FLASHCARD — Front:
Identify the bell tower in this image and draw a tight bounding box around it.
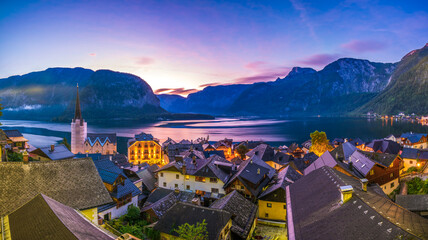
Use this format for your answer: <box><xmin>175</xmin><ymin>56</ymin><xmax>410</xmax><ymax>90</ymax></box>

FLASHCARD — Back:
<box><xmin>71</xmin><ymin>84</ymin><xmax>87</xmax><ymax>154</ymax></box>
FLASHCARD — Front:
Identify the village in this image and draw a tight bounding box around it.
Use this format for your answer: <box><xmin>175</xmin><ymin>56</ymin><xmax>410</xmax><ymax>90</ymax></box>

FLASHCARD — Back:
<box><xmin>1</xmin><ymin>88</ymin><xmax>428</xmax><ymax>240</ymax></box>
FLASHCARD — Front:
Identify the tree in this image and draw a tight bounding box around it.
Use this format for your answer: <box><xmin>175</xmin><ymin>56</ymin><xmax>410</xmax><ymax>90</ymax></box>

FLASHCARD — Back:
<box><xmin>60</xmin><ymin>137</ymin><xmax>71</xmax><ymax>151</ymax></box>
<box><xmin>236</xmin><ymin>144</ymin><xmax>249</xmax><ymax>159</ymax></box>
<box><xmin>309</xmin><ymin>130</ymin><xmax>332</xmax><ymax>156</ymax></box>
<box><xmin>124</xmin><ymin>205</ymin><xmax>141</xmax><ymax>225</ymax></box>
<box><xmin>174</xmin><ymin>220</ymin><xmax>208</xmax><ymax>240</ymax></box>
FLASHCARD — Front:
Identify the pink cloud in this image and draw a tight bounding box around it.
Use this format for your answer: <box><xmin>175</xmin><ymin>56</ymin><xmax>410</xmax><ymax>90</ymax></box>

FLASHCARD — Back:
<box><xmin>199</xmin><ymin>82</ymin><xmax>220</xmax><ymax>88</ymax></box>
<box><xmin>341</xmin><ymin>40</ymin><xmax>386</xmax><ymax>53</ymax></box>
<box><xmin>89</xmin><ymin>53</ymin><xmax>96</xmax><ymax>56</ymax></box>
<box><xmin>136</xmin><ymin>57</ymin><xmax>155</xmax><ymax>65</ymax></box>
<box><xmin>244</xmin><ymin>61</ymin><xmax>268</xmax><ymax>70</ymax></box>
<box><xmin>297</xmin><ymin>54</ymin><xmax>341</xmax><ymax>67</ymax></box>
<box><xmin>155</xmin><ymin>88</ymin><xmax>198</xmax><ymax>96</ymax></box>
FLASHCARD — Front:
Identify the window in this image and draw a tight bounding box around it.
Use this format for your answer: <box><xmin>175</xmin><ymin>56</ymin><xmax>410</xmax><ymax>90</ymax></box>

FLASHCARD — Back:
<box><xmin>267</xmin><ymin>203</ymin><xmax>272</xmax><ymax>208</ymax></box>
<box><xmin>240</xmin><ymin>186</ymin><xmax>244</xmax><ymax>190</ymax></box>
<box><xmin>186</xmin><ymin>185</ymin><xmax>190</xmax><ymax>190</ymax></box>
<box><xmin>370</xmin><ymin>170</ymin><xmax>374</xmax><ymax>175</ymax></box>
<box><xmin>211</xmin><ymin>188</ymin><xmax>219</xmax><ymax>193</ymax></box>
<box><xmin>391</xmin><ymin>182</ymin><xmax>395</xmax><ymax>188</ymax></box>
<box><xmin>265</xmin><ymin>213</ymin><xmax>269</xmax><ymax>218</ymax></box>
<box><xmin>185</xmin><ymin>175</ymin><xmax>190</xmax><ymax>180</ymax></box>
<box><xmin>103</xmin><ymin>213</ymin><xmax>111</xmax><ymax>221</ymax></box>
<box><xmin>195</xmin><ymin>176</ymin><xmax>206</xmax><ymax>182</ymax></box>
<box><xmin>210</xmin><ymin>178</ymin><xmax>218</xmax><ymax>183</ymax></box>
<box><xmin>160</xmin><ymin>173</ymin><xmax>164</xmax><ymax>177</ymax></box>
<box><xmin>390</xmin><ymin>173</ymin><xmax>394</xmax><ymax>178</ymax></box>
<box><xmin>163</xmin><ymin>182</ymin><xmax>166</xmax><ymax>187</ymax></box>
<box><xmin>176</xmin><ymin>174</ymin><xmax>180</xmax><ymax>179</ymax></box>
<box><xmin>175</xmin><ymin>184</ymin><xmax>178</xmax><ymax>188</ymax></box>
<box><xmin>283</xmin><ymin>204</ymin><xmax>286</xmax><ymax>209</ymax></box>
<box><xmin>410</xmin><ymin>160</ymin><xmax>413</xmax><ymax>164</ymax></box>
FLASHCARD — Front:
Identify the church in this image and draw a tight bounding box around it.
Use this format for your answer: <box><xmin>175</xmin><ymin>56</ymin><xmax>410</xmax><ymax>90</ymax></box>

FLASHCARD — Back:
<box><xmin>71</xmin><ymin>85</ymin><xmax>117</xmax><ymax>155</ymax></box>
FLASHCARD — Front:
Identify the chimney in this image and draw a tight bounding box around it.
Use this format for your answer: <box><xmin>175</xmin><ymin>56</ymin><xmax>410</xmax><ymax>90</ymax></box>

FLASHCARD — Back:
<box><xmin>23</xmin><ymin>151</ymin><xmax>29</xmax><ymax>164</ymax></box>
<box><xmin>257</xmin><ymin>168</ymin><xmax>260</xmax><ymax>175</ymax></box>
<box><xmin>340</xmin><ymin>185</ymin><xmax>354</xmax><ymax>204</ymax></box>
<box><xmin>361</xmin><ymin>178</ymin><xmax>368</xmax><ymax>192</ymax></box>
<box><xmin>109</xmin><ymin>155</ymin><xmax>112</xmax><ymax>161</ymax></box>
<box><xmin>50</xmin><ymin>145</ymin><xmax>55</xmax><ymax>152</ymax></box>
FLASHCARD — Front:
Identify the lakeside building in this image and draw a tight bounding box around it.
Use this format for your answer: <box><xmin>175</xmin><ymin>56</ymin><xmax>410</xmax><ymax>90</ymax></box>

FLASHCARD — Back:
<box><xmin>71</xmin><ymin>85</ymin><xmax>117</xmax><ymax>155</ymax></box>
<box><xmin>400</xmin><ymin>148</ymin><xmax>428</xmax><ymax>173</ymax></box>
<box><xmin>399</xmin><ymin>132</ymin><xmax>428</xmax><ymax>149</ymax></box>
<box><xmin>127</xmin><ymin>132</ymin><xmax>163</xmax><ymax>165</ymax></box>
<box><xmin>0</xmin><ymin>158</ymin><xmax>112</xmax><ymax>224</ymax></box>
<box><xmin>3</xmin><ymin>129</ymin><xmax>28</xmax><ymax>152</ymax></box>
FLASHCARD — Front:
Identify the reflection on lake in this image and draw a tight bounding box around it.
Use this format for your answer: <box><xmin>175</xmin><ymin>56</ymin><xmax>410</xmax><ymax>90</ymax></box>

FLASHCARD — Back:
<box><xmin>1</xmin><ymin>118</ymin><xmax>427</xmax><ymax>153</ymax></box>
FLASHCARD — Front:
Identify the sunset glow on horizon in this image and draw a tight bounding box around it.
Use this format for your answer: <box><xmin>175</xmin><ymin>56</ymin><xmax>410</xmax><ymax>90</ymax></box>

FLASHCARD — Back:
<box><xmin>1</xmin><ymin>0</ymin><xmax>427</xmax><ymax>96</ymax></box>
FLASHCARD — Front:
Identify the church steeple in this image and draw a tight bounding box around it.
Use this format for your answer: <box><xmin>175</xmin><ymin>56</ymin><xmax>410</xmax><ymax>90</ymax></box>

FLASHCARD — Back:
<box><xmin>74</xmin><ymin>84</ymin><xmax>82</xmax><ymax>120</ymax></box>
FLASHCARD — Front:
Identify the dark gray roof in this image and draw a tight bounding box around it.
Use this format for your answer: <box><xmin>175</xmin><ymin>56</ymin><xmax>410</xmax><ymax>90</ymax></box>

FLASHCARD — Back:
<box><xmin>8</xmin><ymin>194</ymin><xmax>115</xmax><ymax>240</ymax></box>
<box><xmin>246</xmin><ymin>144</ymin><xmax>275</xmax><ymax>162</ymax></box>
<box><xmin>154</xmin><ymin>202</ymin><xmax>232</xmax><ymax>240</ymax></box>
<box><xmin>288</xmin><ymin>166</ymin><xmax>428</xmax><ymax>240</ymax></box>
<box><xmin>0</xmin><ymin>158</ymin><xmax>113</xmax><ymax>216</ymax></box>
<box><xmin>144</xmin><ymin>188</ymin><xmax>195</xmax><ymax>207</ymax></box>
<box><xmin>211</xmin><ymin>190</ymin><xmax>258</xmax><ymax>239</ymax></box>
<box><xmin>136</xmin><ymin>168</ymin><xmax>157</xmax><ymax>191</ymax></box>
<box><xmin>396</xmin><ymin>194</ymin><xmax>428</xmax><ymax>212</ymax></box>
<box><xmin>360</xmin><ymin>151</ymin><xmax>398</xmax><ymax>168</ymax></box>
<box><xmin>366</xmin><ymin>139</ymin><xmax>401</xmax><ymax>154</ymax></box>
<box><xmin>3</xmin><ymin>129</ymin><xmax>24</xmax><ymax>138</ymax></box>
<box><xmin>31</xmin><ymin>144</ymin><xmax>75</xmax><ymax>160</ymax></box>
<box><xmin>141</xmin><ymin>192</ymin><xmax>178</xmax><ymax>219</ymax></box>
<box><xmin>291</xmin><ymin>152</ymin><xmax>318</xmax><ymax>172</ymax></box>
<box><xmin>401</xmin><ymin>148</ymin><xmax>419</xmax><ymax>159</ymax></box>
<box><xmin>258</xmin><ymin>165</ymin><xmax>302</xmax><ymax>201</ymax></box>
<box><xmin>304</xmin><ymin>151</ymin><xmax>338</xmax><ymax>175</ymax></box>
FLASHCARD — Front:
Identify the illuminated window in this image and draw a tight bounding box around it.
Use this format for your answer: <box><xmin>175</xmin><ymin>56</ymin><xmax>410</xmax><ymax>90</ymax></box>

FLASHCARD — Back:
<box><xmin>195</xmin><ymin>176</ymin><xmax>206</xmax><ymax>182</ymax></box>
<box><xmin>267</xmin><ymin>203</ymin><xmax>272</xmax><ymax>208</ymax></box>
<box><xmin>370</xmin><ymin>170</ymin><xmax>374</xmax><ymax>175</ymax></box>
<box><xmin>185</xmin><ymin>175</ymin><xmax>190</xmax><ymax>180</ymax></box>
<box><xmin>390</xmin><ymin>173</ymin><xmax>393</xmax><ymax>178</ymax></box>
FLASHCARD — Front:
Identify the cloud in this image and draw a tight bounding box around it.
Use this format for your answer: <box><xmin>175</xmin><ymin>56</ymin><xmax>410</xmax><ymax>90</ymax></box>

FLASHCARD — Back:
<box><xmin>89</xmin><ymin>53</ymin><xmax>96</xmax><ymax>57</ymax></box>
<box><xmin>289</xmin><ymin>0</ymin><xmax>318</xmax><ymax>41</ymax></box>
<box><xmin>341</xmin><ymin>40</ymin><xmax>387</xmax><ymax>53</ymax></box>
<box><xmin>136</xmin><ymin>57</ymin><xmax>155</xmax><ymax>65</ymax></box>
<box><xmin>233</xmin><ymin>71</ymin><xmax>290</xmax><ymax>84</ymax></box>
<box><xmin>199</xmin><ymin>82</ymin><xmax>220</xmax><ymax>88</ymax></box>
<box><xmin>297</xmin><ymin>53</ymin><xmax>341</xmax><ymax>67</ymax></box>
<box><xmin>244</xmin><ymin>61</ymin><xmax>268</xmax><ymax>71</ymax></box>
<box><xmin>154</xmin><ymin>88</ymin><xmax>198</xmax><ymax>96</ymax></box>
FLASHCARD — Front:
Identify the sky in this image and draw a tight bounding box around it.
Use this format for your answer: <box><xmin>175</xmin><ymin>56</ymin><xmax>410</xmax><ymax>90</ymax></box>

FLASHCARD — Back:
<box><xmin>1</xmin><ymin>0</ymin><xmax>427</xmax><ymax>96</ymax></box>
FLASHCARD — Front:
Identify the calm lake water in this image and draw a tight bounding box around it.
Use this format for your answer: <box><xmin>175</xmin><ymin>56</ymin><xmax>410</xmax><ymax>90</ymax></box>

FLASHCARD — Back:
<box><xmin>1</xmin><ymin>118</ymin><xmax>428</xmax><ymax>154</ymax></box>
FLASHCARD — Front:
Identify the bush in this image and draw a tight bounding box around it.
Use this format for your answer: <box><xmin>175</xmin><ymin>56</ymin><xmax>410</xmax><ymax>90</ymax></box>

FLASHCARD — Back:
<box><xmin>406</xmin><ymin>167</ymin><xmax>419</xmax><ymax>173</ymax></box>
<box><xmin>407</xmin><ymin>177</ymin><xmax>428</xmax><ymax>194</ymax></box>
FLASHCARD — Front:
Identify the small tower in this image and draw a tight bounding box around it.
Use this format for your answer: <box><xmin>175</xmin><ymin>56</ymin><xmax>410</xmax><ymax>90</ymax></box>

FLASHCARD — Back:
<box><xmin>71</xmin><ymin>84</ymin><xmax>87</xmax><ymax>154</ymax></box>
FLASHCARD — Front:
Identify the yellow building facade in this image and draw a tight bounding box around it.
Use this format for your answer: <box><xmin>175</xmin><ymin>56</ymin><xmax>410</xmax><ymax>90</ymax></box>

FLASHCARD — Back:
<box><xmin>128</xmin><ymin>133</ymin><xmax>163</xmax><ymax>165</ymax></box>
<box><xmin>258</xmin><ymin>199</ymin><xmax>287</xmax><ymax>222</ymax></box>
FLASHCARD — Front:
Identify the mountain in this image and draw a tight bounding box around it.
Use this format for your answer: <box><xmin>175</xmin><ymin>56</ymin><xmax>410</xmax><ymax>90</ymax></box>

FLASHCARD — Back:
<box><xmin>0</xmin><ymin>67</ymin><xmax>166</xmax><ymax>121</ymax></box>
<box><xmin>355</xmin><ymin>43</ymin><xmax>428</xmax><ymax>115</ymax></box>
<box><xmin>159</xmin><ymin>58</ymin><xmax>397</xmax><ymax>116</ymax></box>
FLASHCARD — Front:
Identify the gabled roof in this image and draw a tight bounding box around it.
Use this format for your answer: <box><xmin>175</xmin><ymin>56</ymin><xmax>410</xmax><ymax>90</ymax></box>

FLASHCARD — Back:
<box><xmin>366</xmin><ymin>139</ymin><xmax>401</xmax><ymax>154</ymax></box>
<box><xmin>401</xmin><ymin>148</ymin><xmax>420</xmax><ymax>159</ymax></box>
<box><xmin>291</xmin><ymin>152</ymin><xmax>318</xmax><ymax>172</ymax></box>
<box><xmin>331</xmin><ymin>142</ymin><xmax>357</xmax><ymax>162</ymax></box>
<box><xmin>246</xmin><ymin>144</ymin><xmax>275</xmax><ymax>162</ymax></box>
<box><xmin>86</xmin><ymin>133</ymin><xmax>117</xmax><ymax>146</ymax></box>
<box><xmin>141</xmin><ymin>192</ymin><xmax>178</xmax><ymax>219</ymax></box>
<box><xmin>144</xmin><ymin>188</ymin><xmax>195</xmax><ymax>207</ymax></box>
<box><xmin>211</xmin><ymin>190</ymin><xmax>258</xmax><ymax>239</ymax></box>
<box><xmin>396</xmin><ymin>194</ymin><xmax>428</xmax><ymax>212</ymax></box>
<box><xmin>135</xmin><ymin>132</ymin><xmax>154</xmax><ymax>141</ymax></box>
<box><xmin>8</xmin><ymin>194</ymin><xmax>115</xmax><ymax>240</ymax></box>
<box><xmin>349</xmin><ymin>137</ymin><xmax>365</xmax><ymax>146</ymax></box>
<box><xmin>360</xmin><ymin>151</ymin><xmax>398</xmax><ymax>168</ymax></box>
<box><xmin>0</xmin><ymin>158</ymin><xmax>112</xmax><ymax>216</ymax></box>
<box><xmin>135</xmin><ymin>168</ymin><xmax>157</xmax><ymax>191</ymax></box>
<box><xmin>304</xmin><ymin>151</ymin><xmax>338</xmax><ymax>175</ymax></box>
<box><xmin>31</xmin><ymin>144</ymin><xmax>75</xmax><ymax>160</ymax></box>
<box><xmin>3</xmin><ymin>129</ymin><xmax>24</xmax><ymax>138</ymax></box>
<box><xmin>401</xmin><ymin>132</ymin><xmax>427</xmax><ymax>143</ymax></box>
<box><xmin>287</xmin><ymin>166</ymin><xmax>428</xmax><ymax>240</ymax></box>
<box><xmin>259</xmin><ymin>165</ymin><xmax>302</xmax><ymax>200</ymax></box>
<box><xmin>349</xmin><ymin>150</ymin><xmax>376</xmax><ymax>176</ymax></box>
<box><xmin>235</xmin><ymin>141</ymin><xmax>264</xmax><ymax>150</ymax></box>
<box><xmin>154</xmin><ymin>202</ymin><xmax>232</xmax><ymax>240</ymax></box>
<box><xmin>181</xmin><ymin>149</ymin><xmax>206</xmax><ymax>160</ymax></box>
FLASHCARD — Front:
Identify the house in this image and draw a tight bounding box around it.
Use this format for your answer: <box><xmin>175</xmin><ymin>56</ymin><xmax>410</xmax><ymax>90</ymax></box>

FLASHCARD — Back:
<box><xmin>92</xmin><ymin>157</ymin><xmax>142</xmax><ymax>221</ymax></box>
<box><xmin>214</xmin><ymin>138</ymin><xmax>234</xmax><ymax>159</ymax></box>
<box><xmin>286</xmin><ymin>166</ymin><xmax>428</xmax><ymax>240</ymax></box>
<box><xmin>258</xmin><ymin>165</ymin><xmax>302</xmax><ymax>225</ymax></box>
<box><xmin>3</xmin><ymin>129</ymin><xmax>28</xmax><ymax>152</ymax></box>
<box><xmin>0</xmin><ymin>158</ymin><xmax>112</xmax><ymax>224</ymax></box>
<box><xmin>396</xmin><ymin>194</ymin><xmax>428</xmax><ymax>218</ymax></box>
<box><xmin>349</xmin><ymin>151</ymin><xmax>401</xmax><ymax>194</ymax></box>
<box><xmin>83</xmin><ymin>133</ymin><xmax>117</xmax><ymax>155</ymax></box>
<box><xmin>0</xmin><ymin>130</ymin><xmax>7</xmax><ymax>161</ymax></box>
<box><xmin>154</xmin><ymin>202</ymin><xmax>233</xmax><ymax>240</ymax></box>
<box><xmin>332</xmin><ymin>138</ymin><xmax>345</xmax><ymax>147</ymax></box>
<box><xmin>384</xmin><ymin>134</ymin><xmax>398</xmax><ymax>143</ymax></box>
<box><xmin>29</xmin><ymin>144</ymin><xmax>74</xmax><ymax>161</ymax></box>
<box><xmin>399</xmin><ymin>132</ymin><xmax>428</xmax><ymax>149</ymax></box>
<box><xmin>349</xmin><ymin>137</ymin><xmax>365</xmax><ymax>147</ymax></box>
<box><xmin>290</xmin><ymin>152</ymin><xmax>318</xmax><ymax>172</ymax></box>
<box><xmin>246</xmin><ymin>144</ymin><xmax>279</xmax><ymax>169</ymax></box>
<box><xmin>127</xmin><ymin>132</ymin><xmax>163</xmax><ymax>165</ymax></box>
<box><xmin>287</xmin><ymin>143</ymin><xmax>304</xmax><ymax>158</ymax></box>
<box><xmin>162</xmin><ymin>137</ymin><xmax>177</xmax><ymax>148</ymax></box>
<box><xmin>155</xmin><ymin>156</ymin><xmax>230</xmax><ymax>205</ymax></box>
<box><xmin>164</xmin><ymin>142</ymin><xmax>203</xmax><ymax>159</ymax></box>
<box><xmin>224</xmin><ymin>156</ymin><xmax>275</xmax><ymax>201</ymax></box>
<box><xmin>203</xmin><ymin>143</ymin><xmax>216</xmax><ymax>151</ymax></box>
<box><xmin>362</xmin><ymin>139</ymin><xmax>401</xmax><ymax>154</ymax></box>
<box><xmin>400</xmin><ymin>148</ymin><xmax>428</xmax><ymax>172</ymax></box>
<box><xmin>123</xmin><ymin>165</ymin><xmax>158</xmax><ymax>195</ymax></box>
<box><xmin>211</xmin><ymin>190</ymin><xmax>258</xmax><ymax>240</ymax></box>
<box><xmin>1</xmin><ymin>194</ymin><xmax>116</xmax><ymax>240</ymax></box>
<box><xmin>301</xmin><ymin>140</ymin><xmax>311</xmax><ymax>154</ymax></box>
<box><xmin>141</xmin><ymin>188</ymin><xmax>195</xmax><ymax>223</ymax></box>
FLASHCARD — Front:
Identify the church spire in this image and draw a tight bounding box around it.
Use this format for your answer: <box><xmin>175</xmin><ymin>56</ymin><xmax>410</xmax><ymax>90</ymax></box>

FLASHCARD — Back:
<box><xmin>74</xmin><ymin>84</ymin><xmax>82</xmax><ymax>120</ymax></box>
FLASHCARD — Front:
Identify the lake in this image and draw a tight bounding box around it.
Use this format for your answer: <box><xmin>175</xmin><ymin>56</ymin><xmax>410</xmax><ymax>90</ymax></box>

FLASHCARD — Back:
<box><xmin>1</xmin><ymin>117</ymin><xmax>427</xmax><ymax>154</ymax></box>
